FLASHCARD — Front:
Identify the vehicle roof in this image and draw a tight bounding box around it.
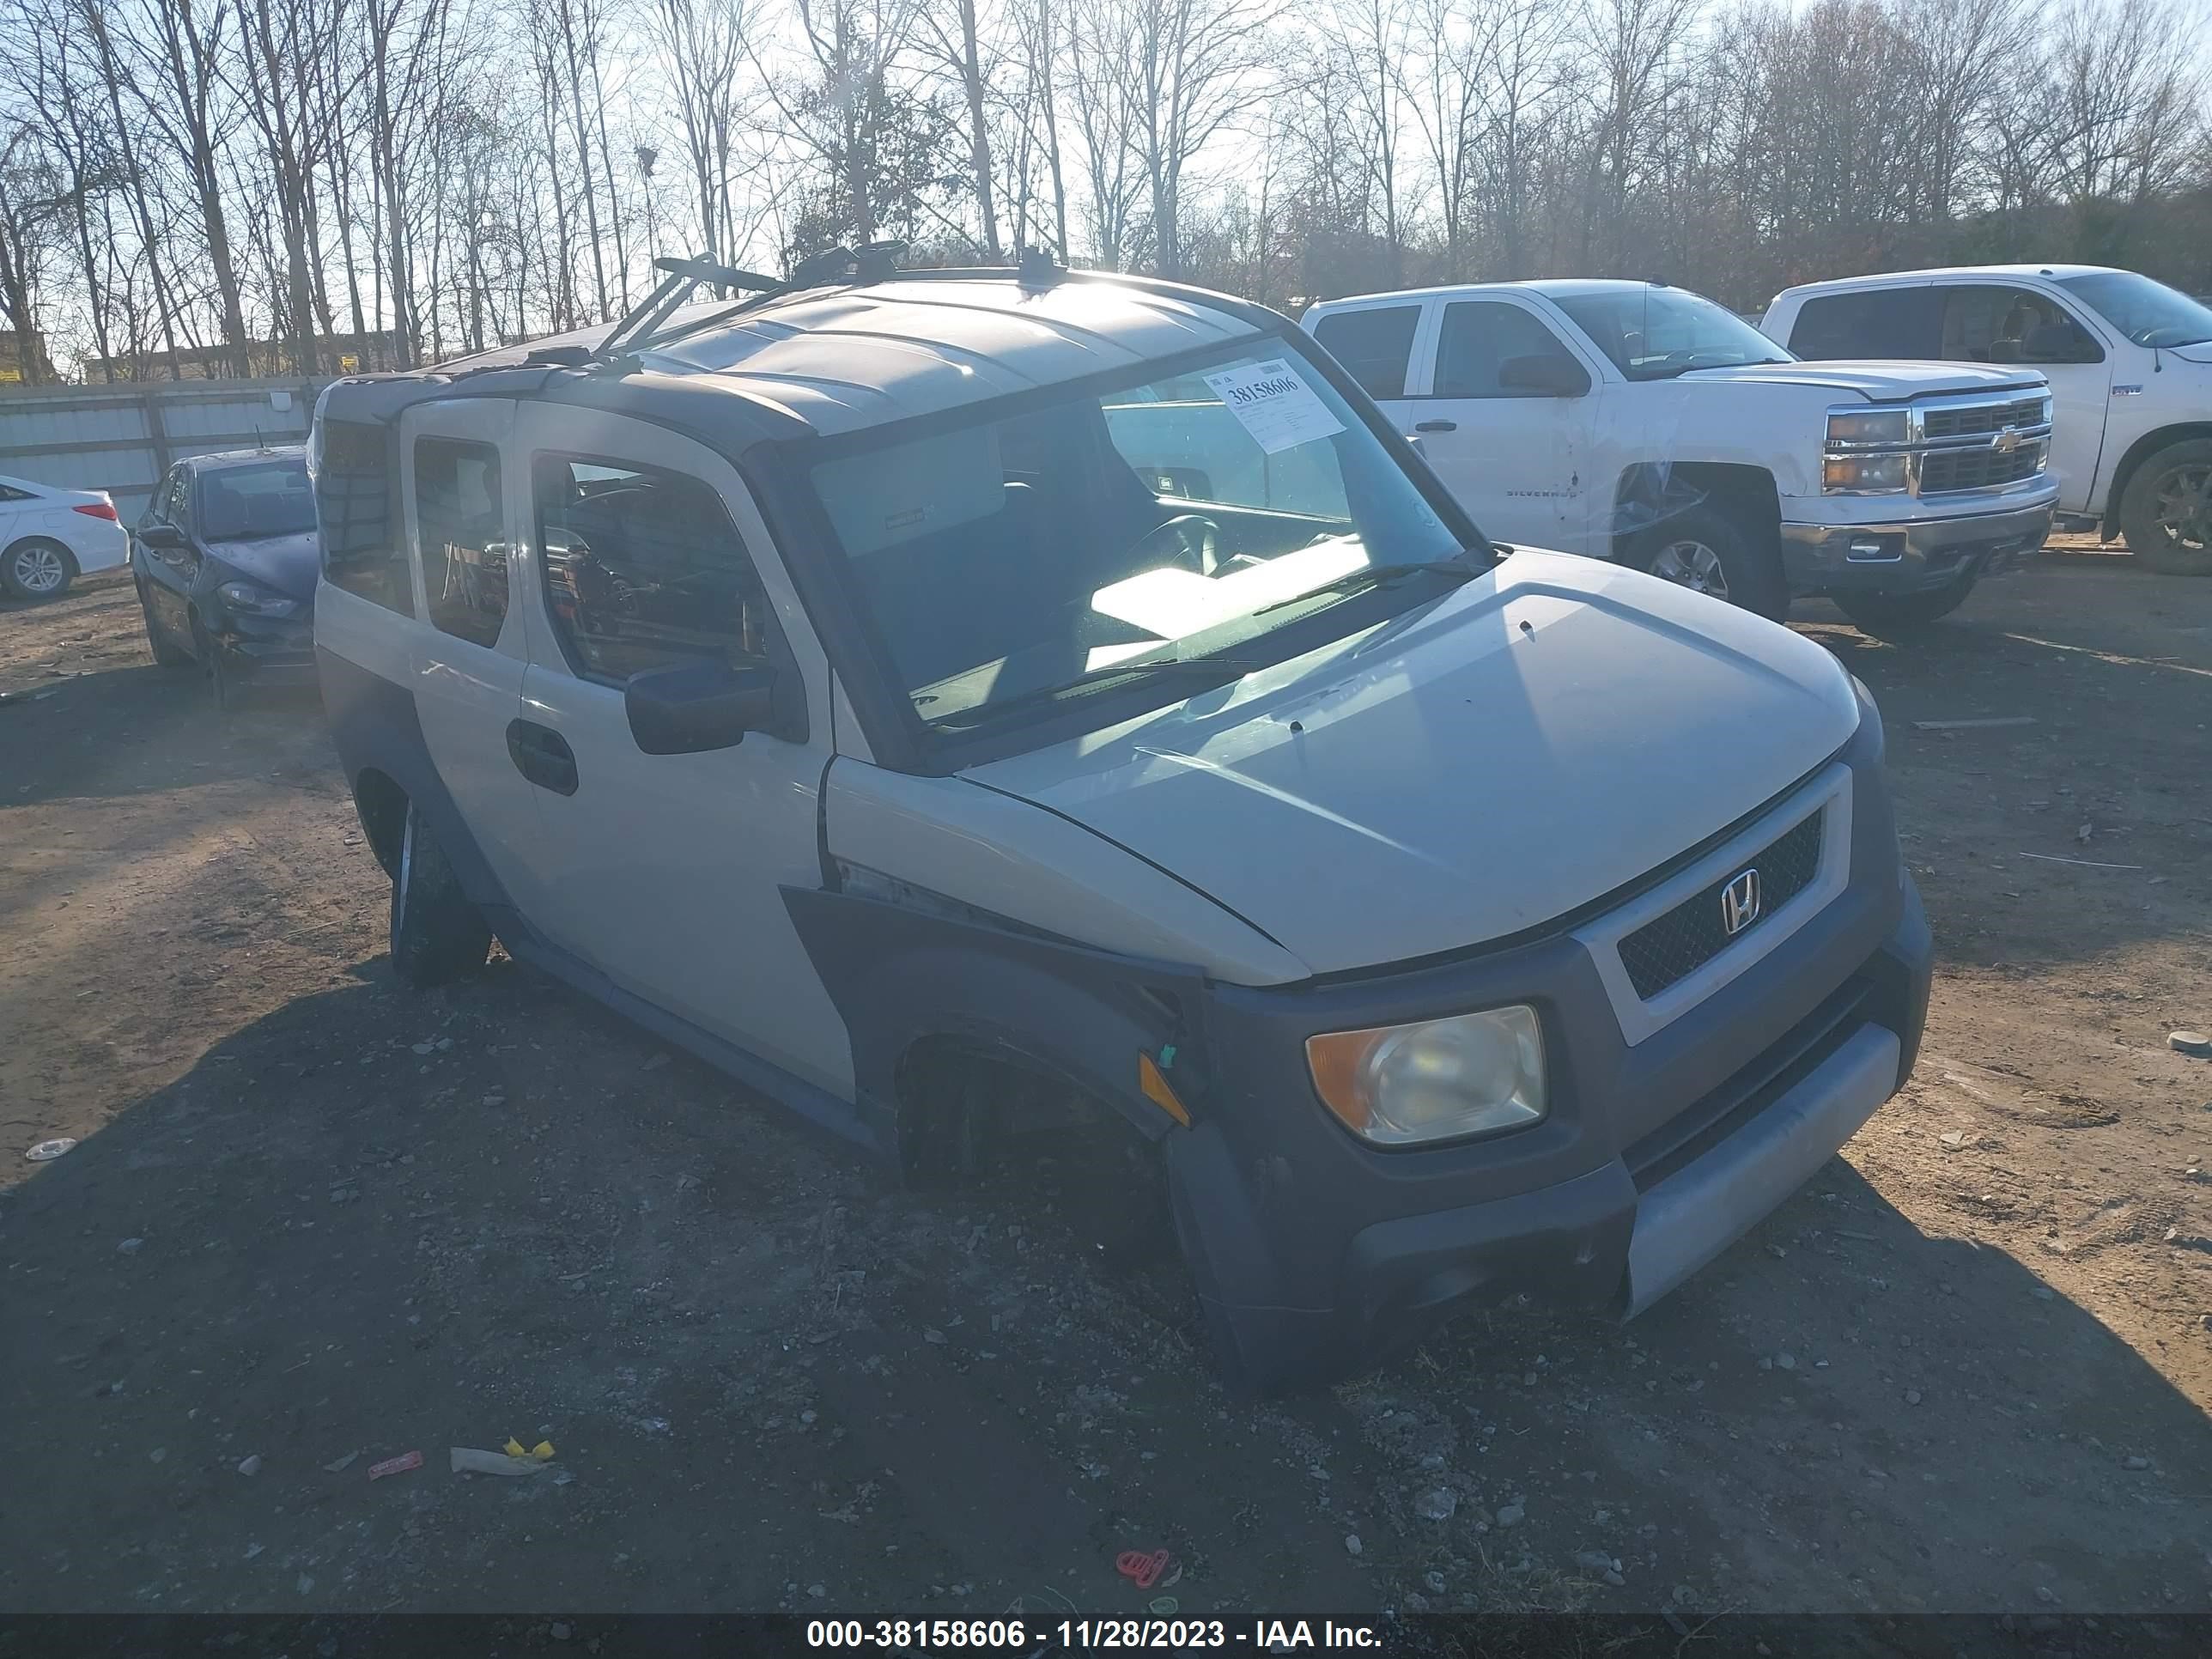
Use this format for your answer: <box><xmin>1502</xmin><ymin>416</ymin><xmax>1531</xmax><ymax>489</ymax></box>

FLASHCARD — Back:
<box><xmin>1771</xmin><ymin>264</ymin><xmax>2119</xmax><ymax>302</ymax></box>
<box><xmin>182</xmin><ymin>446</ymin><xmax>308</xmax><ymax>470</ymax></box>
<box><xmin>352</xmin><ymin>273</ymin><xmax>1267</xmax><ymax>441</ymax></box>
<box><xmin>1309</xmin><ymin>278</ymin><xmax>1694</xmax><ymax>309</ymax></box>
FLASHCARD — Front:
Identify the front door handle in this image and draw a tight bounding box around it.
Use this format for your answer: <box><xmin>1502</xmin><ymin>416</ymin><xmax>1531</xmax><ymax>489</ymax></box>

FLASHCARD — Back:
<box><xmin>506</xmin><ymin>719</ymin><xmax>579</xmax><ymax>795</ymax></box>
<box><xmin>1414</xmin><ymin>419</ymin><xmax>1458</xmax><ymax>433</ymax></box>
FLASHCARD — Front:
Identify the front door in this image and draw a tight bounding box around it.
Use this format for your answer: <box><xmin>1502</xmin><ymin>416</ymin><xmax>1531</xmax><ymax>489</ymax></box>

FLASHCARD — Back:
<box><xmin>395</xmin><ymin>398</ymin><xmax>555</xmax><ymax>928</ymax></box>
<box><xmin>1408</xmin><ymin>297</ymin><xmax>1602</xmax><ymax>554</ymax></box>
<box><xmin>137</xmin><ymin>465</ymin><xmax>198</xmax><ymax>635</ymax></box>
<box><xmin>505</xmin><ymin>404</ymin><xmax>853</xmax><ymax>1098</ymax></box>
<box><xmin>1935</xmin><ymin>283</ymin><xmax>2112</xmax><ymax>512</ymax></box>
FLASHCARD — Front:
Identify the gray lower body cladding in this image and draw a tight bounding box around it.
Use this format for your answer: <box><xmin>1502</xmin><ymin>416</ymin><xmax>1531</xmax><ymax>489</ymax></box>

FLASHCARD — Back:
<box><xmin>1780</xmin><ymin>497</ymin><xmax>2053</xmax><ymax>596</ymax></box>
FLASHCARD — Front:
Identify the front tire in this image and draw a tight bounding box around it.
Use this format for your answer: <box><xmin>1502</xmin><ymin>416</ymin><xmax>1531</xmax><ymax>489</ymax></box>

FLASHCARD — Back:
<box><xmin>388</xmin><ymin>802</ymin><xmax>493</xmax><ymax>987</ymax></box>
<box><xmin>138</xmin><ymin>580</ymin><xmax>194</xmax><ymax>667</ymax></box>
<box><xmin>2118</xmin><ymin>439</ymin><xmax>2212</xmax><ymax>574</ymax></box>
<box><xmin>3</xmin><ymin>538</ymin><xmax>76</xmax><ymax>601</ymax></box>
<box><xmin>1837</xmin><ymin>577</ymin><xmax>1978</xmax><ymax>637</ymax></box>
<box><xmin>1628</xmin><ymin>506</ymin><xmax>1787</xmax><ymax>619</ymax></box>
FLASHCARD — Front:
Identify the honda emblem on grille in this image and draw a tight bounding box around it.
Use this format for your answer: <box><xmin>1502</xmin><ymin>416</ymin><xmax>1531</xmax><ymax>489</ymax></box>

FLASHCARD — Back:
<box><xmin>1721</xmin><ymin>868</ymin><xmax>1762</xmax><ymax>936</ymax></box>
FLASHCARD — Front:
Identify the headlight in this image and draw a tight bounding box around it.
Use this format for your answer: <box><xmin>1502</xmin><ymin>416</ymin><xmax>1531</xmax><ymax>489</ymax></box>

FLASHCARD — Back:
<box><xmin>1306</xmin><ymin>1004</ymin><xmax>1547</xmax><ymax>1146</ymax></box>
<box><xmin>1826</xmin><ymin>408</ymin><xmax>1910</xmax><ymax>446</ymax></box>
<box><xmin>216</xmin><ymin>579</ymin><xmax>301</xmax><ymax>617</ymax></box>
<box><xmin>1822</xmin><ymin>453</ymin><xmax>1909</xmax><ymax>493</ymax></box>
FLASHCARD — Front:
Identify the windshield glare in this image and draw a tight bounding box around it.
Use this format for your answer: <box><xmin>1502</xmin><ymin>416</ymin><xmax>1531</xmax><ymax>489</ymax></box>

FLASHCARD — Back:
<box><xmin>809</xmin><ymin>343</ymin><xmax>1468</xmax><ymax>734</ymax></box>
<box><xmin>2056</xmin><ymin>270</ymin><xmax>2212</xmax><ymax>349</ymax></box>
<box><xmin>1549</xmin><ymin>288</ymin><xmax>1792</xmax><ymax>380</ymax></box>
<box><xmin>200</xmin><ymin>459</ymin><xmax>316</xmax><ymax>540</ymax></box>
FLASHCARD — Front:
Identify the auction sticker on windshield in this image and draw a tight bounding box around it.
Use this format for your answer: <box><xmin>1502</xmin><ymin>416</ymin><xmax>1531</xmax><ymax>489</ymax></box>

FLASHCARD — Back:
<box><xmin>1202</xmin><ymin>358</ymin><xmax>1346</xmax><ymax>454</ymax></box>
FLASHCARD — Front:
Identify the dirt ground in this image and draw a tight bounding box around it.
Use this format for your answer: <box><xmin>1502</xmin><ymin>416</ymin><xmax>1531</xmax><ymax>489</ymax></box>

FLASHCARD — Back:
<box><xmin>3</xmin><ymin>544</ymin><xmax>2209</xmax><ymax>1625</ymax></box>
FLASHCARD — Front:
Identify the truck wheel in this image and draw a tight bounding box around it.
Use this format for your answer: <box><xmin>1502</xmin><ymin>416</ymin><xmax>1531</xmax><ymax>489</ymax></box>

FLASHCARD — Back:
<box><xmin>2118</xmin><ymin>439</ymin><xmax>2212</xmax><ymax>575</ymax></box>
<box><xmin>1630</xmin><ymin>507</ymin><xmax>1787</xmax><ymax>619</ymax></box>
<box><xmin>389</xmin><ymin>801</ymin><xmax>492</xmax><ymax>987</ymax></box>
<box><xmin>1836</xmin><ymin>577</ymin><xmax>1977</xmax><ymax>638</ymax></box>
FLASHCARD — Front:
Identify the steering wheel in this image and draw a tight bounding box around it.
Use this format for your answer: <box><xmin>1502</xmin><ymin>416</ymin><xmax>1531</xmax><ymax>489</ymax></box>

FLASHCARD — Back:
<box><xmin>1135</xmin><ymin>513</ymin><xmax>1226</xmax><ymax>576</ymax></box>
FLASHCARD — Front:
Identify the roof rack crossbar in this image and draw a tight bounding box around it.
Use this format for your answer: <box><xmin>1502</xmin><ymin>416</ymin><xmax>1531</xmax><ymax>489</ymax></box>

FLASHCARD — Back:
<box><xmin>593</xmin><ymin>254</ymin><xmax>792</xmax><ymax>364</ymax></box>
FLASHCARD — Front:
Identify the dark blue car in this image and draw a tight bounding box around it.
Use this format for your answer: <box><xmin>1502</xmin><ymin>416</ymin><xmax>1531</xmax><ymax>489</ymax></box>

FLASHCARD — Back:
<box><xmin>132</xmin><ymin>447</ymin><xmax>319</xmax><ymax>708</ymax></box>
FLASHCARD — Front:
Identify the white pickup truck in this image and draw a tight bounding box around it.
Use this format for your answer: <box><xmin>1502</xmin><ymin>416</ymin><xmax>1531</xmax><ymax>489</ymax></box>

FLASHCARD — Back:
<box><xmin>1763</xmin><ymin>265</ymin><xmax>2212</xmax><ymax>575</ymax></box>
<box><xmin>1302</xmin><ymin>279</ymin><xmax>2058</xmax><ymax>631</ymax></box>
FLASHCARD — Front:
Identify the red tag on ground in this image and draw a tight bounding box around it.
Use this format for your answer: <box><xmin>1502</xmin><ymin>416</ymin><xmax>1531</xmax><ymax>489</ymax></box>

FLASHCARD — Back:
<box><xmin>1115</xmin><ymin>1549</ymin><xmax>1170</xmax><ymax>1589</ymax></box>
<box><xmin>368</xmin><ymin>1450</ymin><xmax>423</xmax><ymax>1480</ymax></box>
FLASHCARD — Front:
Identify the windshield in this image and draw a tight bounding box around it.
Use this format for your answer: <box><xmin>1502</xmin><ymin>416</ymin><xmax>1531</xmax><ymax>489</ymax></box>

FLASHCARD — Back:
<box><xmin>2056</xmin><ymin>270</ymin><xmax>2212</xmax><ymax>349</ymax></box>
<box><xmin>199</xmin><ymin>458</ymin><xmax>315</xmax><ymax>540</ymax></box>
<box><xmin>806</xmin><ymin>340</ymin><xmax>1472</xmax><ymax>738</ymax></box>
<box><xmin>1548</xmin><ymin>287</ymin><xmax>1793</xmax><ymax>380</ymax></box>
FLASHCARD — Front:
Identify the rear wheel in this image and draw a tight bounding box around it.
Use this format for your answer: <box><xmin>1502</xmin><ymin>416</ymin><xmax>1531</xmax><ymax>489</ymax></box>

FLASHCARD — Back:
<box><xmin>1628</xmin><ymin>506</ymin><xmax>1787</xmax><ymax>619</ymax></box>
<box><xmin>388</xmin><ymin>802</ymin><xmax>493</xmax><ymax>987</ymax></box>
<box><xmin>3</xmin><ymin>538</ymin><xmax>75</xmax><ymax>601</ymax></box>
<box><xmin>1836</xmin><ymin>576</ymin><xmax>1978</xmax><ymax>638</ymax></box>
<box><xmin>2118</xmin><ymin>439</ymin><xmax>2212</xmax><ymax>575</ymax></box>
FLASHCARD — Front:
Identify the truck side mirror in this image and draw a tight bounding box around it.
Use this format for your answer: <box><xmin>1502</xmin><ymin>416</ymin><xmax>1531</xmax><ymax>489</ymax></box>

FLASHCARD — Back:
<box><xmin>625</xmin><ymin>659</ymin><xmax>779</xmax><ymax>755</ymax></box>
<box><xmin>1498</xmin><ymin>355</ymin><xmax>1589</xmax><ymax>398</ymax></box>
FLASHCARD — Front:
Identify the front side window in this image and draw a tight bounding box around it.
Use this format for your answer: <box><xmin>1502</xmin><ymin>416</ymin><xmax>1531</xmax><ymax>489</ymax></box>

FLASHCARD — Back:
<box><xmin>533</xmin><ymin>457</ymin><xmax>778</xmax><ymax>684</ymax></box>
<box><xmin>414</xmin><ymin>439</ymin><xmax>508</xmax><ymax>649</ymax></box>
<box><xmin>1789</xmin><ymin>288</ymin><xmax>1942</xmax><ymax>360</ymax></box>
<box><xmin>1939</xmin><ymin>286</ymin><xmax>2098</xmax><ymax>365</ymax></box>
<box><xmin>1549</xmin><ymin>287</ymin><xmax>1791</xmax><ymax>380</ymax></box>
<box><xmin>805</xmin><ymin>339</ymin><xmax>1472</xmax><ymax>744</ymax></box>
<box><xmin>200</xmin><ymin>458</ymin><xmax>315</xmax><ymax>541</ymax></box>
<box><xmin>2056</xmin><ymin>270</ymin><xmax>2212</xmax><ymax>349</ymax></box>
<box><xmin>1310</xmin><ymin>305</ymin><xmax>1422</xmax><ymax>399</ymax></box>
<box><xmin>1433</xmin><ymin>301</ymin><xmax>1585</xmax><ymax>398</ymax></box>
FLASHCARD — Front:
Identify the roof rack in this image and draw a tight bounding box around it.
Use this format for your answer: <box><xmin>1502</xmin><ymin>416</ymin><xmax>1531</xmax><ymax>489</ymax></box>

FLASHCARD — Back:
<box><xmin>588</xmin><ymin>255</ymin><xmax>787</xmax><ymax>363</ymax></box>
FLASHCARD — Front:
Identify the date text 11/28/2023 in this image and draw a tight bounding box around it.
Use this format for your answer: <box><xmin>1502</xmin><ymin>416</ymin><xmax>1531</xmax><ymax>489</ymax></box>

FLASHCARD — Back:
<box><xmin>804</xmin><ymin>1620</ymin><xmax>1383</xmax><ymax>1650</ymax></box>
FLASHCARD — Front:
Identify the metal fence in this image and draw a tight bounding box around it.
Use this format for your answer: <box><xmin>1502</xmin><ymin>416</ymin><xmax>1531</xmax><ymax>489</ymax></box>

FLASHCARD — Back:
<box><xmin>0</xmin><ymin>377</ymin><xmax>328</xmax><ymax>525</ymax></box>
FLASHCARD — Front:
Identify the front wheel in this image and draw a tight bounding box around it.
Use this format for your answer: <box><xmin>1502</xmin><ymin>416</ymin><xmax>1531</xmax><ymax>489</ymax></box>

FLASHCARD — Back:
<box><xmin>389</xmin><ymin>801</ymin><xmax>493</xmax><ymax>987</ymax></box>
<box><xmin>1627</xmin><ymin>506</ymin><xmax>1787</xmax><ymax>619</ymax></box>
<box><xmin>2118</xmin><ymin>439</ymin><xmax>2212</xmax><ymax>575</ymax></box>
<box><xmin>137</xmin><ymin>580</ymin><xmax>194</xmax><ymax>667</ymax></box>
<box><xmin>3</xmin><ymin>538</ymin><xmax>75</xmax><ymax>601</ymax></box>
<box><xmin>1837</xmin><ymin>577</ymin><xmax>1977</xmax><ymax>638</ymax></box>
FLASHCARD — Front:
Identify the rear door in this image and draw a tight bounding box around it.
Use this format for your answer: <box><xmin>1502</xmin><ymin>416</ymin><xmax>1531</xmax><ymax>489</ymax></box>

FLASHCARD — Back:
<box><xmin>507</xmin><ymin>403</ymin><xmax>853</xmax><ymax>1097</ymax></box>
<box><xmin>395</xmin><ymin>398</ymin><xmax>557</xmax><ymax>929</ymax></box>
<box><xmin>1412</xmin><ymin>296</ymin><xmax>1602</xmax><ymax>553</ymax></box>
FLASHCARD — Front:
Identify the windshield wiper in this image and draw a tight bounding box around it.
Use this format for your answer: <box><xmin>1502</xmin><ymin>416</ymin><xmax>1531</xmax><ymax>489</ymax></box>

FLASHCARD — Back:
<box><xmin>925</xmin><ymin>652</ymin><xmax>1255</xmax><ymax>728</ymax></box>
<box><xmin>1254</xmin><ymin>558</ymin><xmax>1473</xmax><ymax>617</ymax></box>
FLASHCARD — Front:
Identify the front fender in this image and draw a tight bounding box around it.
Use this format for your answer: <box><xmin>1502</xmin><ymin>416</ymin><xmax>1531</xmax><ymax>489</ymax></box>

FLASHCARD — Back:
<box><xmin>781</xmin><ymin>884</ymin><xmax>1212</xmax><ymax>1158</ymax></box>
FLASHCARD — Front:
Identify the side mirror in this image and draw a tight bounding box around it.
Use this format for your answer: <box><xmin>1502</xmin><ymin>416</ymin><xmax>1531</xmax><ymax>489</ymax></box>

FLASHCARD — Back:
<box><xmin>138</xmin><ymin>524</ymin><xmax>186</xmax><ymax>552</ymax></box>
<box><xmin>625</xmin><ymin>659</ymin><xmax>778</xmax><ymax>755</ymax></box>
<box><xmin>2023</xmin><ymin>321</ymin><xmax>2094</xmax><ymax>363</ymax></box>
<box><xmin>1498</xmin><ymin>354</ymin><xmax>1589</xmax><ymax>398</ymax></box>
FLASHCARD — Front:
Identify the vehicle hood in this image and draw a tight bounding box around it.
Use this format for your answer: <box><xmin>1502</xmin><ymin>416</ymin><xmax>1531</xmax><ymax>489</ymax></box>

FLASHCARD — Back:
<box><xmin>1683</xmin><ymin>359</ymin><xmax>2046</xmax><ymax>401</ymax></box>
<box><xmin>963</xmin><ymin>551</ymin><xmax>1862</xmax><ymax>976</ymax></box>
<box><xmin>205</xmin><ymin>532</ymin><xmax>320</xmax><ymax>600</ymax></box>
<box><xmin>2166</xmin><ymin>340</ymin><xmax>2212</xmax><ymax>365</ymax></box>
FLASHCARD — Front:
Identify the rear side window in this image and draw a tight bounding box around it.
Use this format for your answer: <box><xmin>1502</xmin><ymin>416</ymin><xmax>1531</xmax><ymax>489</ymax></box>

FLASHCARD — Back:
<box><xmin>0</xmin><ymin>483</ymin><xmax>31</xmax><ymax>501</ymax></box>
<box><xmin>532</xmin><ymin>456</ymin><xmax>780</xmax><ymax>684</ymax></box>
<box><xmin>414</xmin><ymin>438</ymin><xmax>508</xmax><ymax>648</ymax></box>
<box><xmin>1434</xmin><ymin>301</ymin><xmax>1584</xmax><ymax>398</ymax></box>
<box><xmin>1789</xmin><ymin>289</ymin><xmax>1942</xmax><ymax>359</ymax></box>
<box><xmin>1310</xmin><ymin>306</ymin><xmax>1421</xmax><ymax>399</ymax></box>
<box><xmin>316</xmin><ymin>418</ymin><xmax>413</xmax><ymax>615</ymax></box>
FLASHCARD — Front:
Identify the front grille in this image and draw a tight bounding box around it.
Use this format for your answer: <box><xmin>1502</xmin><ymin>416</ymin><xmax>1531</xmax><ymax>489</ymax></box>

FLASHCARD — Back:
<box><xmin>1918</xmin><ymin>444</ymin><xmax>2044</xmax><ymax>494</ymax></box>
<box><xmin>1624</xmin><ymin>975</ymin><xmax>1875</xmax><ymax>1190</ymax></box>
<box><xmin>1618</xmin><ymin>811</ymin><xmax>1825</xmax><ymax>1000</ymax></box>
<box><xmin>1920</xmin><ymin>398</ymin><xmax>2045</xmax><ymax>441</ymax></box>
